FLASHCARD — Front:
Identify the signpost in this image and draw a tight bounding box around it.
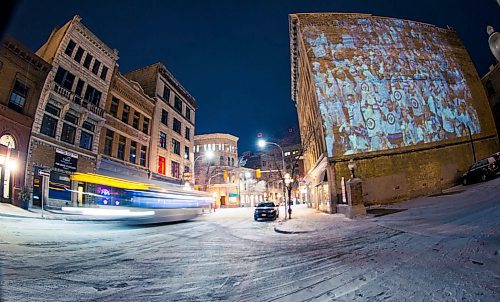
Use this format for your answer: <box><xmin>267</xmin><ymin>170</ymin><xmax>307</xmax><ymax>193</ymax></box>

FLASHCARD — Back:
<box><xmin>37</xmin><ymin>169</ymin><xmax>50</xmax><ymax>218</ymax></box>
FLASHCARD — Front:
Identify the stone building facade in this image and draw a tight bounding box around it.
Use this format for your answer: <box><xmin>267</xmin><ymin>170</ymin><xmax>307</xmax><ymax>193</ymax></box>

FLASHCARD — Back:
<box><xmin>26</xmin><ymin>15</ymin><xmax>118</xmax><ymax>207</ymax></box>
<box><xmin>0</xmin><ymin>36</ymin><xmax>50</xmax><ymax>206</ymax></box>
<box><xmin>289</xmin><ymin>13</ymin><xmax>499</xmax><ymax>213</ymax></box>
<box><xmin>125</xmin><ymin>63</ymin><xmax>196</xmax><ymax>184</ymax></box>
<box><xmin>193</xmin><ymin>133</ymin><xmax>242</xmax><ymax>207</ymax></box>
<box><xmin>96</xmin><ymin>71</ymin><xmax>155</xmax><ymax>186</ymax></box>
<box><xmin>482</xmin><ymin>63</ymin><xmax>500</xmax><ymax>140</ymax></box>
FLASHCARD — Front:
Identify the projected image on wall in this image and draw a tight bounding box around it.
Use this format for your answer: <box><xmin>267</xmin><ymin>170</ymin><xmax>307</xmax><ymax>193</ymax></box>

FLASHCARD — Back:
<box><xmin>302</xmin><ymin>18</ymin><xmax>481</xmax><ymax>156</ymax></box>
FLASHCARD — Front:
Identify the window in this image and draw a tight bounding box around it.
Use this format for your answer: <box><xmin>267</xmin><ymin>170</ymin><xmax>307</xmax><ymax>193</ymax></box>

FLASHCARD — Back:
<box><xmin>8</xmin><ymin>80</ymin><xmax>28</xmax><ymax>113</ymax></box>
<box><xmin>161</xmin><ymin>109</ymin><xmax>168</xmax><ymax>125</ymax></box>
<box><xmin>231</xmin><ymin>158</ymin><xmax>235</xmax><ymax>167</ymax></box>
<box><xmin>45</xmin><ymin>103</ymin><xmax>60</xmax><ymax>116</ymax></box>
<box><xmin>60</xmin><ymin>113</ymin><xmax>78</xmax><ymax>144</ymax></box>
<box><xmin>110</xmin><ymin>97</ymin><xmax>118</xmax><ymax>117</ymax></box>
<box><xmin>64</xmin><ymin>39</ymin><xmax>76</xmax><ymax>57</ymax></box>
<box><xmin>92</xmin><ymin>59</ymin><xmax>101</xmax><ymax>75</ymax></box>
<box><xmin>75</xmin><ymin>79</ymin><xmax>85</xmax><ymax>96</ymax></box>
<box><xmin>100</xmin><ymin>65</ymin><xmax>109</xmax><ymax>81</ymax></box>
<box><xmin>174</xmin><ymin>96</ymin><xmax>182</xmax><ymax>113</ymax></box>
<box><xmin>185</xmin><ymin>127</ymin><xmax>190</xmax><ymax>141</ymax></box>
<box><xmin>171</xmin><ymin>161</ymin><xmax>180</xmax><ymax>178</ymax></box>
<box><xmin>121</xmin><ymin>104</ymin><xmax>130</xmax><ymax>123</ymax></box>
<box><xmin>117</xmin><ymin>136</ymin><xmax>126</xmax><ymax>160</ymax></box>
<box><xmin>172</xmin><ymin>139</ymin><xmax>180</xmax><ymax>155</ymax></box>
<box><xmin>54</xmin><ymin>66</ymin><xmax>75</xmax><ymax>90</ymax></box>
<box><xmin>220</xmin><ymin>156</ymin><xmax>224</xmax><ymax>166</ymax></box>
<box><xmin>227</xmin><ymin>157</ymin><xmax>231</xmax><ymax>166</ymax></box>
<box><xmin>132</xmin><ymin>111</ymin><xmax>140</xmax><ymax>129</ymax></box>
<box><xmin>163</xmin><ymin>85</ymin><xmax>170</xmax><ymax>101</ymax></box>
<box><xmin>74</xmin><ymin>47</ymin><xmax>84</xmax><ymax>63</ymax></box>
<box><xmin>186</xmin><ymin>107</ymin><xmax>191</xmax><ymax>121</ymax></box>
<box><xmin>104</xmin><ymin>130</ymin><xmax>114</xmax><ymax>156</ymax></box>
<box><xmin>83</xmin><ymin>85</ymin><xmax>102</xmax><ymax>105</ymax></box>
<box><xmin>40</xmin><ymin>114</ymin><xmax>58</xmax><ymax>137</ymax></box>
<box><xmin>140</xmin><ymin>146</ymin><xmax>147</xmax><ymax>167</ymax></box>
<box><xmin>79</xmin><ymin>127</ymin><xmax>94</xmax><ymax>151</ymax></box>
<box><xmin>184</xmin><ymin>146</ymin><xmax>189</xmax><ymax>159</ymax></box>
<box><xmin>142</xmin><ymin>117</ymin><xmax>149</xmax><ymax>135</ymax></box>
<box><xmin>129</xmin><ymin>141</ymin><xmax>137</xmax><ymax>164</ymax></box>
<box><xmin>83</xmin><ymin>53</ymin><xmax>93</xmax><ymax>69</ymax></box>
<box><xmin>159</xmin><ymin>131</ymin><xmax>167</xmax><ymax>149</ymax></box>
<box><xmin>158</xmin><ymin>156</ymin><xmax>166</xmax><ymax>175</ymax></box>
<box><xmin>173</xmin><ymin>118</ymin><xmax>181</xmax><ymax>134</ymax></box>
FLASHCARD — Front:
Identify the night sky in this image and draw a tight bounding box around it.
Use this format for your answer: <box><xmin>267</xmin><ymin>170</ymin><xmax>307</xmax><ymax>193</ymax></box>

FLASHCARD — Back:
<box><xmin>4</xmin><ymin>0</ymin><xmax>500</xmax><ymax>153</ymax></box>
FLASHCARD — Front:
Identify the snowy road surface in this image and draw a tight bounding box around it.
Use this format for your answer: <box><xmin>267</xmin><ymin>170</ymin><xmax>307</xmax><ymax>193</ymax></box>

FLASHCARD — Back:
<box><xmin>1</xmin><ymin>178</ymin><xmax>499</xmax><ymax>301</ymax></box>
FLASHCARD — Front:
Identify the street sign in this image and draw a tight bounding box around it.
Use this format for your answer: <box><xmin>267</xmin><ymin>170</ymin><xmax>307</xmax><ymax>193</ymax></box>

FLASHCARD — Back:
<box><xmin>38</xmin><ymin>170</ymin><xmax>50</xmax><ymax>177</ymax></box>
<box><xmin>182</xmin><ymin>172</ymin><xmax>192</xmax><ymax>181</ymax></box>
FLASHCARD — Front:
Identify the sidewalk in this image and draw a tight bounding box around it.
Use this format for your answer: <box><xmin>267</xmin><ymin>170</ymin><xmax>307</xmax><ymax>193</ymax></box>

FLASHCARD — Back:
<box><xmin>273</xmin><ymin>204</ymin><xmax>348</xmax><ymax>234</ymax></box>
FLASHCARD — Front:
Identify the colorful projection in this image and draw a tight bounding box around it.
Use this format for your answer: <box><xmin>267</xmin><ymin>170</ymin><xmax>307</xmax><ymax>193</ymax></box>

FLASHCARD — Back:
<box><xmin>302</xmin><ymin>18</ymin><xmax>480</xmax><ymax>156</ymax></box>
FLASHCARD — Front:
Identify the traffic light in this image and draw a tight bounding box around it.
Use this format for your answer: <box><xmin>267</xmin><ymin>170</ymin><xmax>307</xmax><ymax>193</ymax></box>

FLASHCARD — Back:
<box><xmin>256</xmin><ymin>169</ymin><xmax>261</xmax><ymax>179</ymax></box>
<box><xmin>223</xmin><ymin>170</ymin><xmax>228</xmax><ymax>181</ymax></box>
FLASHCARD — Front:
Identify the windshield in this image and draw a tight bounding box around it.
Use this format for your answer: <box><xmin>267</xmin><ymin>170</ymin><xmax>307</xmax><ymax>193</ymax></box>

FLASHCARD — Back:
<box><xmin>257</xmin><ymin>202</ymin><xmax>275</xmax><ymax>207</ymax></box>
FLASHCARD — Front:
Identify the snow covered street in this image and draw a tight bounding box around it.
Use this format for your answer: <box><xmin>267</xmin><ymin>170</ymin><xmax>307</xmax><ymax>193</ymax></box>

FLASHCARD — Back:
<box><xmin>1</xmin><ymin>178</ymin><xmax>499</xmax><ymax>301</ymax></box>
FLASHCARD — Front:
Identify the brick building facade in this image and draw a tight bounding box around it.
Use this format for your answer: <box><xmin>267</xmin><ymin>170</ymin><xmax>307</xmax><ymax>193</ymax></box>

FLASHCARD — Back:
<box><xmin>289</xmin><ymin>13</ymin><xmax>499</xmax><ymax>212</ymax></box>
<box><xmin>0</xmin><ymin>36</ymin><xmax>50</xmax><ymax>206</ymax></box>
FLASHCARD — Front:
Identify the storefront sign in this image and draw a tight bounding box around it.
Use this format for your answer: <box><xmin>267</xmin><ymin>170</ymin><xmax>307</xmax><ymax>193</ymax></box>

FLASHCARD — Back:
<box><xmin>54</xmin><ymin>149</ymin><xmax>78</xmax><ymax>172</ymax></box>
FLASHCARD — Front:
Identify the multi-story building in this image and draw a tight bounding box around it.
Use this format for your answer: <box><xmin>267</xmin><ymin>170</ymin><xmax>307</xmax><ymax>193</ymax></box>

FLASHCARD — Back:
<box><xmin>96</xmin><ymin>71</ymin><xmax>155</xmax><ymax>186</ymax></box>
<box><xmin>26</xmin><ymin>15</ymin><xmax>118</xmax><ymax>207</ymax></box>
<box><xmin>0</xmin><ymin>36</ymin><xmax>50</xmax><ymax>206</ymax></box>
<box><xmin>125</xmin><ymin>63</ymin><xmax>196</xmax><ymax>184</ymax></box>
<box><xmin>193</xmin><ymin>133</ymin><xmax>242</xmax><ymax>207</ymax></box>
<box><xmin>289</xmin><ymin>13</ymin><xmax>498</xmax><ymax>213</ymax></box>
<box><xmin>482</xmin><ymin>63</ymin><xmax>500</xmax><ymax>139</ymax></box>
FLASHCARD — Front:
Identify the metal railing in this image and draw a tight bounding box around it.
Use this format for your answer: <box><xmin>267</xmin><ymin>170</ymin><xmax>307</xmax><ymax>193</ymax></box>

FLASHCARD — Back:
<box><xmin>52</xmin><ymin>83</ymin><xmax>104</xmax><ymax>117</ymax></box>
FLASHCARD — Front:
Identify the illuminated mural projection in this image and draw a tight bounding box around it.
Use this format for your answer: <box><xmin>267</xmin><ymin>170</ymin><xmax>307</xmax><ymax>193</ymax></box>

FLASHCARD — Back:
<box><xmin>302</xmin><ymin>18</ymin><xmax>481</xmax><ymax>156</ymax></box>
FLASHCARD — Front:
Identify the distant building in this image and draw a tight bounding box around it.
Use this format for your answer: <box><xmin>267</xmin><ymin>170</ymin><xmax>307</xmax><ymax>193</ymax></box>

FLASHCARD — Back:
<box><xmin>289</xmin><ymin>13</ymin><xmax>499</xmax><ymax>213</ymax></box>
<box><xmin>481</xmin><ymin>63</ymin><xmax>500</xmax><ymax>140</ymax></box>
<box><xmin>125</xmin><ymin>63</ymin><xmax>196</xmax><ymax>184</ymax></box>
<box><xmin>26</xmin><ymin>15</ymin><xmax>119</xmax><ymax>207</ymax></box>
<box><xmin>0</xmin><ymin>36</ymin><xmax>50</xmax><ymax>206</ymax></box>
<box><xmin>194</xmin><ymin>133</ymin><xmax>249</xmax><ymax>207</ymax></box>
<box><xmin>97</xmin><ymin>71</ymin><xmax>155</xmax><ymax>186</ymax></box>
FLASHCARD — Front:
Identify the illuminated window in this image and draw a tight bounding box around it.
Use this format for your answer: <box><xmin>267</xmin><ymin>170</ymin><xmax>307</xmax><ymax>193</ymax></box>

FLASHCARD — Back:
<box><xmin>171</xmin><ymin>161</ymin><xmax>180</xmax><ymax>178</ymax></box>
<box><xmin>158</xmin><ymin>156</ymin><xmax>166</xmax><ymax>175</ymax></box>
<box><xmin>184</xmin><ymin>146</ymin><xmax>189</xmax><ymax>159</ymax></box>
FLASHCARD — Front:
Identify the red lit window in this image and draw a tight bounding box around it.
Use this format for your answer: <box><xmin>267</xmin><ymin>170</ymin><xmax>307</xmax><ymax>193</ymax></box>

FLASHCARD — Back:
<box><xmin>158</xmin><ymin>156</ymin><xmax>166</xmax><ymax>175</ymax></box>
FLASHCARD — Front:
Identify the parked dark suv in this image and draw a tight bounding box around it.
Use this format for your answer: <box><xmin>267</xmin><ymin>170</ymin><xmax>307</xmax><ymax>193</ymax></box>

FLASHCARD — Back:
<box><xmin>254</xmin><ymin>201</ymin><xmax>279</xmax><ymax>221</ymax></box>
<box><xmin>462</xmin><ymin>156</ymin><xmax>498</xmax><ymax>185</ymax></box>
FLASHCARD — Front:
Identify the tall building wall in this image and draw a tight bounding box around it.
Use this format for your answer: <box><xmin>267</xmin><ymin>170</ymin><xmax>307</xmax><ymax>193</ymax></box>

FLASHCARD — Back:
<box><xmin>290</xmin><ymin>13</ymin><xmax>499</xmax><ymax>207</ymax></box>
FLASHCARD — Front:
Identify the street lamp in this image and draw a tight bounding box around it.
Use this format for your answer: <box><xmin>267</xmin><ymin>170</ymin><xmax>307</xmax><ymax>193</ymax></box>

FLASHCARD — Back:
<box><xmin>257</xmin><ymin>138</ymin><xmax>287</xmax><ymax>219</ymax></box>
<box><xmin>284</xmin><ymin>172</ymin><xmax>293</xmax><ymax>219</ymax></box>
<box><xmin>487</xmin><ymin>25</ymin><xmax>500</xmax><ymax>62</ymax></box>
<box><xmin>348</xmin><ymin>159</ymin><xmax>356</xmax><ymax>179</ymax></box>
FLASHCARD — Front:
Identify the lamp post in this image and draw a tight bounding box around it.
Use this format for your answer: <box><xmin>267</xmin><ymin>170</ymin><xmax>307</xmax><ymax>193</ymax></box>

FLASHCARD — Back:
<box><xmin>348</xmin><ymin>159</ymin><xmax>356</xmax><ymax>179</ymax></box>
<box><xmin>487</xmin><ymin>25</ymin><xmax>500</xmax><ymax>62</ymax></box>
<box><xmin>258</xmin><ymin>139</ymin><xmax>287</xmax><ymax>220</ymax></box>
<box><xmin>193</xmin><ymin>150</ymin><xmax>214</xmax><ymax>186</ymax></box>
<box><xmin>284</xmin><ymin>173</ymin><xmax>293</xmax><ymax>219</ymax></box>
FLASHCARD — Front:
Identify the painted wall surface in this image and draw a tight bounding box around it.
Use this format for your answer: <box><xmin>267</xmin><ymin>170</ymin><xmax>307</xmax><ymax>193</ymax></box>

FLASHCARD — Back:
<box><xmin>301</xmin><ymin>17</ymin><xmax>481</xmax><ymax>157</ymax></box>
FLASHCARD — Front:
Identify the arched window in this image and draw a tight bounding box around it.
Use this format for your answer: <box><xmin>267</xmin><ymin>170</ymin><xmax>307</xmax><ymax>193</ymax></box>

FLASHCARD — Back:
<box><xmin>227</xmin><ymin>157</ymin><xmax>230</xmax><ymax>166</ymax></box>
<box><xmin>231</xmin><ymin>158</ymin><xmax>235</xmax><ymax>167</ymax></box>
<box><xmin>0</xmin><ymin>134</ymin><xmax>16</xmax><ymax>149</ymax></box>
<box><xmin>219</xmin><ymin>156</ymin><xmax>224</xmax><ymax>166</ymax></box>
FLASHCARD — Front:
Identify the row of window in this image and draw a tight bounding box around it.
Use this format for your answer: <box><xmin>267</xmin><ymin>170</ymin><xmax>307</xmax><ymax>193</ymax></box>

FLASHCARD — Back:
<box><xmin>39</xmin><ymin>102</ymin><xmax>95</xmax><ymax>150</ymax></box>
<box><xmin>103</xmin><ymin>129</ymin><xmax>147</xmax><ymax>167</ymax></box>
<box><xmin>162</xmin><ymin>84</ymin><xmax>192</xmax><ymax>122</ymax></box>
<box><xmin>195</xmin><ymin>144</ymin><xmax>236</xmax><ymax>153</ymax></box>
<box><xmin>54</xmin><ymin>66</ymin><xmax>102</xmax><ymax>105</ymax></box>
<box><xmin>160</xmin><ymin>109</ymin><xmax>191</xmax><ymax>140</ymax></box>
<box><xmin>158</xmin><ymin>156</ymin><xmax>181</xmax><ymax>178</ymax></box>
<box><xmin>109</xmin><ymin>97</ymin><xmax>150</xmax><ymax>135</ymax></box>
<box><xmin>159</xmin><ymin>131</ymin><xmax>190</xmax><ymax>158</ymax></box>
<box><xmin>64</xmin><ymin>39</ymin><xmax>109</xmax><ymax>81</ymax></box>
